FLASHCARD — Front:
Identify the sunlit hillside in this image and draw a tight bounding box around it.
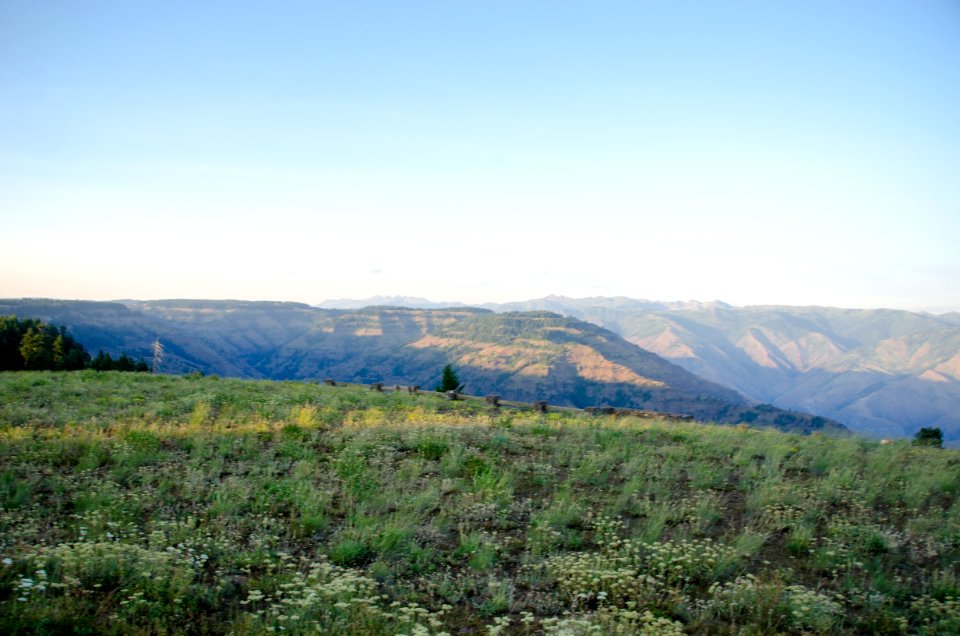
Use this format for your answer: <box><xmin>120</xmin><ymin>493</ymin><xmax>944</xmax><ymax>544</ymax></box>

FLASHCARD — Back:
<box><xmin>0</xmin><ymin>299</ymin><xmax>842</xmax><ymax>435</ymax></box>
<box><xmin>479</xmin><ymin>297</ymin><xmax>960</xmax><ymax>444</ymax></box>
<box><xmin>1</xmin><ymin>371</ymin><xmax>957</xmax><ymax>634</ymax></box>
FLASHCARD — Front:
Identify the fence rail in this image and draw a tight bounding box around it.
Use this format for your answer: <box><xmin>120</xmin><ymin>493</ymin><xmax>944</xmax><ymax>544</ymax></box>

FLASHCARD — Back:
<box><xmin>319</xmin><ymin>378</ymin><xmax>694</xmax><ymax>422</ymax></box>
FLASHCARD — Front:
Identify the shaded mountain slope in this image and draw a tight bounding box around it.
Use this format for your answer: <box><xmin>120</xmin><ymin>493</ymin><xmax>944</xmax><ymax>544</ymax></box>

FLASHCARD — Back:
<box><xmin>474</xmin><ymin>296</ymin><xmax>960</xmax><ymax>442</ymax></box>
<box><xmin>0</xmin><ymin>298</ymin><xmax>238</xmax><ymax>376</ymax></box>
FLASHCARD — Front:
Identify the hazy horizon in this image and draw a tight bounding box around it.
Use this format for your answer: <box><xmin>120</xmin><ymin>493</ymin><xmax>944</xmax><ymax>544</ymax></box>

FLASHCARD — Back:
<box><xmin>4</xmin><ymin>292</ymin><xmax>959</xmax><ymax>316</ymax></box>
<box><xmin>2</xmin><ymin>2</ymin><xmax>958</xmax><ymax>312</ymax></box>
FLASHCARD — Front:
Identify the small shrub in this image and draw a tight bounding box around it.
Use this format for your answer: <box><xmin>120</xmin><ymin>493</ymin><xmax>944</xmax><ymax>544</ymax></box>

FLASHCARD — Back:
<box><xmin>330</xmin><ymin>538</ymin><xmax>372</xmax><ymax>566</ymax></box>
<box><xmin>416</xmin><ymin>436</ymin><xmax>449</xmax><ymax>461</ymax></box>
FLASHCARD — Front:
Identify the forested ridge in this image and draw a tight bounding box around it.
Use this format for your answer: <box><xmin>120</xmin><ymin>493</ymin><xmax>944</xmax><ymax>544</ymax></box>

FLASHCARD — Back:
<box><xmin>0</xmin><ymin>316</ymin><xmax>148</xmax><ymax>373</ymax></box>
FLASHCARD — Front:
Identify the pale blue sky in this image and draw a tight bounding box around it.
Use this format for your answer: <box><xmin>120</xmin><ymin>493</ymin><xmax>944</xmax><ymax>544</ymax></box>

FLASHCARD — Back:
<box><xmin>1</xmin><ymin>1</ymin><xmax>958</xmax><ymax>310</ymax></box>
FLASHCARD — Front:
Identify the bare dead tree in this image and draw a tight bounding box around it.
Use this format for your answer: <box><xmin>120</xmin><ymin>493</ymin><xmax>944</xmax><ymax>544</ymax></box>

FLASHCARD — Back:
<box><xmin>151</xmin><ymin>338</ymin><xmax>164</xmax><ymax>374</ymax></box>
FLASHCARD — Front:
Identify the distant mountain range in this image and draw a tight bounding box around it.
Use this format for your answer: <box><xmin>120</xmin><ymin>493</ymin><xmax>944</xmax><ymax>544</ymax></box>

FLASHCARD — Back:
<box><xmin>0</xmin><ymin>298</ymin><xmax>840</xmax><ymax>435</ymax></box>
<box><xmin>317</xmin><ymin>295</ymin><xmax>469</xmax><ymax>310</ymax></box>
<box><xmin>321</xmin><ymin>295</ymin><xmax>960</xmax><ymax>443</ymax></box>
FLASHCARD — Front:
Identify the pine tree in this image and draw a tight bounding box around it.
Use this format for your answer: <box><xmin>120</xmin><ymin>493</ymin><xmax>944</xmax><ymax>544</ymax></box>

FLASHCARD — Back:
<box><xmin>91</xmin><ymin>351</ymin><xmax>112</xmax><ymax>371</ymax></box>
<box><xmin>116</xmin><ymin>353</ymin><xmax>135</xmax><ymax>372</ymax></box>
<box><xmin>435</xmin><ymin>364</ymin><xmax>464</xmax><ymax>393</ymax></box>
<box><xmin>913</xmin><ymin>427</ymin><xmax>943</xmax><ymax>448</ymax></box>
<box><xmin>55</xmin><ymin>326</ymin><xmax>90</xmax><ymax>370</ymax></box>
<box><xmin>19</xmin><ymin>328</ymin><xmax>46</xmax><ymax>370</ymax></box>
<box><xmin>52</xmin><ymin>335</ymin><xmax>65</xmax><ymax>367</ymax></box>
<box><xmin>0</xmin><ymin>316</ymin><xmax>89</xmax><ymax>371</ymax></box>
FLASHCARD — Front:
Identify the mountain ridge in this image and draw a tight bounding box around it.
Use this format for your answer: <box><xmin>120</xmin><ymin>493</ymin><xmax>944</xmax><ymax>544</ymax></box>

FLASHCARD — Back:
<box><xmin>310</xmin><ymin>295</ymin><xmax>960</xmax><ymax>442</ymax></box>
<box><xmin>0</xmin><ymin>298</ymin><xmax>841</xmax><ymax>435</ymax></box>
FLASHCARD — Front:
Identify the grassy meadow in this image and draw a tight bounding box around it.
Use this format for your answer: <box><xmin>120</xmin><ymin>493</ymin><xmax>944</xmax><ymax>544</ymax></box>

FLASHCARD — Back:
<box><xmin>0</xmin><ymin>371</ymin><xmax>958</xmax><ymax>634</ymax></box>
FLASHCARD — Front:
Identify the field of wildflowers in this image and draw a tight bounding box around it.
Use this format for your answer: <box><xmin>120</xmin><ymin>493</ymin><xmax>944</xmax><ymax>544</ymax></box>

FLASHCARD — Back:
<box><xmin>0</xmin><ymin>371</ymin><xmax>957</xmax><ymax>634</ymax></box>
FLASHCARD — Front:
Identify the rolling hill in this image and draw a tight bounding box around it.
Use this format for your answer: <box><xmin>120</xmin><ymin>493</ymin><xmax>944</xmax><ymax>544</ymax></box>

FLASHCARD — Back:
<box><xmin>0</xmin><ymin>298</ymin><xmax>840</xmax><ymax>434</ymax></box>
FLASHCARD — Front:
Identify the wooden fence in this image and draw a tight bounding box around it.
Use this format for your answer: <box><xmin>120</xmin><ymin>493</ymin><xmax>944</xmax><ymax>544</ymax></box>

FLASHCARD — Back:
<box><xmin>319</xmin><ymin>378</ymin><xmax>694</xmax><ymax>422</ymax></box>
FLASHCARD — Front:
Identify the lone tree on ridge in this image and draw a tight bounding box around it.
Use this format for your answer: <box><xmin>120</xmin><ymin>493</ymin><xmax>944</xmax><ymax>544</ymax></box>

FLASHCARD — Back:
<box><xmin>436</xmin><ymin>364</ymin><xmax>464</xmax><ymax>393</ymax></box>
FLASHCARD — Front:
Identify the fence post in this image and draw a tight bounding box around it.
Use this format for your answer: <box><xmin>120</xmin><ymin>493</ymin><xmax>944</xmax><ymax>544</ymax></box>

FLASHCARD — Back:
<box><xmin>533</xmin><ymin>400</ymin><xmax>548</xmax><ymax>413</ymax></box>
<box><xmin>587</xmin><ymin>406</ymin><xmax>614</xmax><ymax>416</ymax></box>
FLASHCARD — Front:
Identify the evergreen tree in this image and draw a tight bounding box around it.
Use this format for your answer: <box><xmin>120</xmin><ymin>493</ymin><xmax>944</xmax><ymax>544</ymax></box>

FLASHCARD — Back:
<box><xmin>91</xmin><ymin>350</ymin><xmax>113</xmax><ymax>371</ymax></box>
<box><xmin>0</xmin><ymin>316</ymin><xmax>26</xmax><ymax>370</ymax></box>
<box><xmin>52</xmin><ymin>334</ymin><xmax>65</xmax><ymax>367</ymax></box>
<box><xmin>435</xmin><ymin>364</ymin><xmax>464</xmax><ymax>393</ymax></box>
<box><xmin>19</xmin><ymin>327</ymin><xmax>48</xmax><ymax>370</ymax></box>
<box><xmin>913</xmin><ymin>427</ymin><xmax>943</xmax><ymax>448</ymax></box>
<box><xmin>60</xmin><ymin>347</ymin><xmax>91</xmax><ymax>371</ymax></box>
<box><xmin>54</xmin><ymin>326</ymin><xmax>90</xmax><ymax>370</ymax></box>
<box><xmin>1</xmin><ymin>316</ymin><xmax>90</xmax><ymax>371</ymax></box>
<box><xmin>90</xmin><ymin>350</ymin><xmax>149</xmax><ymax>372</ymax></box>
<box><xmin>116</xmin><ymin>353</ymin><xmax>136</xmax><ymax>372</ymax></box>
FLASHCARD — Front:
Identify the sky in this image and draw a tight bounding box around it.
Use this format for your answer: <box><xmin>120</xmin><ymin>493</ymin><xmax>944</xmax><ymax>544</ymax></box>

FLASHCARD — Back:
<box><xmin>1</xmin><ymin>1</ymin><xmax>958</xmax><ymax>311</ymax></box>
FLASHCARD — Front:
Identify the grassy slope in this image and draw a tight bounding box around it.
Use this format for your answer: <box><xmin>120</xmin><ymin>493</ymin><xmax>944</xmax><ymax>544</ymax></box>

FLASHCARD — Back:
<box><xmin>0</xmin><ymin>372</ymin><xmax>957</xmax><ymax>635</ymax></box>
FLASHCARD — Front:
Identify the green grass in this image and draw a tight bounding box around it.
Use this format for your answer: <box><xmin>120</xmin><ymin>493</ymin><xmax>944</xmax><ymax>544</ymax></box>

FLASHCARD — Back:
<box><xmin>0</xmin><ymin>370</ymin><xmax>958</xmax><ymax>634</ymax></box>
